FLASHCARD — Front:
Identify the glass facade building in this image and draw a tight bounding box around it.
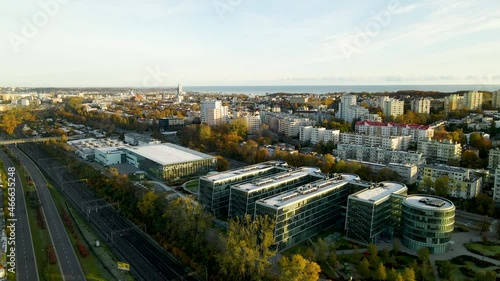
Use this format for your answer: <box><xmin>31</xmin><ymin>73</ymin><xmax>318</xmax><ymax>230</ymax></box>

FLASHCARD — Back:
<box><xmin>401</xmin><ymin>195</ymin><xmax>455</xmax><ymax>254</ymax></box>
<box><xmin>345</xmin><ymin>182</ymin><xmax>408</xmax><ymax>244</ymax></box>
<box><xmin>199</xmin><ymin>161</ymin><xmax>288</xmax><ymax>217</ymax></box>
<box><xmin>255</xmin><ymin>176</ymin><xmax>351</xmax><ymax>250</ymax></box>
<box><xmin>229</xmin><ymin>167</ymin><xmax>324</xmax><ymax>217</ymax></box>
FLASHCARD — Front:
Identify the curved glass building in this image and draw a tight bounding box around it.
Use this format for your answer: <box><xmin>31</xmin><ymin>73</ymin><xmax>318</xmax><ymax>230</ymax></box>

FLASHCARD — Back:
<box><xmin>401</xmin><ymin>195</ymin><xmax>455</xmax><ymax>254</ymax></box>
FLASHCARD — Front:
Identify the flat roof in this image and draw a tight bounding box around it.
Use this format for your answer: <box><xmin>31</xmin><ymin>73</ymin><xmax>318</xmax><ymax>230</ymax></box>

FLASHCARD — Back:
<box><xmin>232</xmin><ymin>167</ymin><xmax>323</xmax><ymax>193</ymax></box>
<box><xmin>256</xmin><ymin>178</ymin><xmax>349</xmax><ymax>209</ymax></box>
<box><xmin>352</xmin><ymin>181</ymin><xmax>407</xmax><ymax>202</ymax></box>
<box><xmin>201</xmin><ymin>161</ymin><xmax>287</xmax><ymax>182</ymax></box>
<box><xmin>339</xmin><ymin>173</ymin><xmax>360</xmax><ymax>182</ymax></box>
<box><xmin>125</xmin><ymin>143</ymin><xmax>214</xmax><ymax>166</ymax></box>
<box><xmin>404</xmin><ymin>195</ymin><xmax>454</xmax><ymax>210</ymax></box>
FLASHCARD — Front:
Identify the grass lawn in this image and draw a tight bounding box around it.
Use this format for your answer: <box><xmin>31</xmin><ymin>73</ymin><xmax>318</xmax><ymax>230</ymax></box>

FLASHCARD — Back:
<box><xmin>436</xmin><ymin>256</ymin><xmax>499</xmax><ymax>281</ymax></box>
<box><xmin>465</xmin><ymin>242</ymin><xmax>500</xmax><ymax>259</ymax></box>
<box><xmin>183</xmin><ymin>179</ymin><xmax>199</xmax><ymax>194</ymax></box>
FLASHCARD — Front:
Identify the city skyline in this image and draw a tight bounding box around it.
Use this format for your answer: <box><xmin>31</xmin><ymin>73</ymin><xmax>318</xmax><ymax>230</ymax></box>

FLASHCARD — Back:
<box><xmin>1</xmin><ymin>0</ymin><xmax>500</xmax><ymax>87</ymax></box>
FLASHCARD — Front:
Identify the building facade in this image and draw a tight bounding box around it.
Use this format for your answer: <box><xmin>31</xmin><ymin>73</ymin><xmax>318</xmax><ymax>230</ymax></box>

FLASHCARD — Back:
<box><xmin>383</xmin><ymin>98</ymin><xmax>405</xmax><ymax>119</ymax></box>
<box><xmin>335</xmin><ymin>143</ymin><xmax>425</xmax><ymax>165</ymax></box>
<box><xmin>199</xmin><ymin>161</ymin><xmax>289</xmax><ymax>216</ymax></box>
<box><xmin>229</xmin><ymin>167</ymin><xmax>324</xmax><ymax>217</ymax></box>
<box><xmin>411</xmin><ymin>98</ymin><xmax>431</xmax><ymax>114</ymax></box>
<box><xmin>201</xmin><ymin>100</ymin><xmax>229</xmax><ymax>126</ymax></box>
<box><xmin>339</xmin><ymin>133</ymin><xmax>411</xmax><ymax>150</ymax></box>
<box><xmin>417</xmin><ymin>139</ymin><xmax>462</xmax><ymax>163</ymax></box>
<box><xmin>492</xmin><ymin>90</ymin><xmax>500</xmax><ymax>109</ymax></box>
<box><xmin>355</xmin><ymin>121</ymin><xmax>434</xmax><ymax>142</ymax></box>
<box><xmin>336</xmin><ymin>94</ymin><xmax>369</xmax><ymax>123</ymax></box>
<box><xmin>418</xmin><ymin>164</ymin><xmax>481</xmax><ymax>199</ymax></box>
<box><xmin>255</xmin><ymin>176</ymin><xmax>351</xmax><ymax>250</ymax></box>
<box><xmin>401</xmin><ymin>195</ymin><xmax>455</xmax><ymax>254</ymax></box>
<box><xmin>345</xmin><ymin>182</ymin><xmax>408</xmax><ymax>244</ymax></box>
<box><xmin>494</xmin><ymin>166</ymin><xmax>500</xmax><ymax>206</ymax></box>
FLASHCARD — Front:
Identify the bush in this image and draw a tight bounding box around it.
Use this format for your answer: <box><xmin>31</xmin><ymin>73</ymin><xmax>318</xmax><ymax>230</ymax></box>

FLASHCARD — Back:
<box><xmin>47</xmin><ymin>245</ymin><xmax>57</xmax><ymax>264</ymax></box>
<box><xmin>76</xmin><ymin>241</ymin><xmax>89</xmax><ymax>258</ymax></box>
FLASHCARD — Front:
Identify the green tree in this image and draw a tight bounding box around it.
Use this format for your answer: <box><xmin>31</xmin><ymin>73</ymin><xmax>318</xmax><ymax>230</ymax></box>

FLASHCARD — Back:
<box><xmin>417</xmin><ymin>247</ymin><xmax>430</xmax><ymax>265</ymax></box>
<box><xmin>386</xmin><ymin>268</ymin><xmax>398</xmax><ymax>281</ymax></box>
<box><xmin>439</xmin><ymin>260</ymin><xmax>453</xmax><ymax>280</ymax></box>
<box><xmin>374</xmin><ymin>262</ymin><xmax>387</xmax><ymax>281</ymax></box>
<box><xmin>434</xmin><ymin>176</ymin><xmax>450</xmax><ymax>197</ymax></box>
<box><xmin>278</xmin><ymin>254</ymin><xmax>321</xmax><ymax>281</ymax></box>
<box><xmin>392</xmin><ymin>239</ymin><xmax>401</xmax><ymax>256</ymax></box>
<box><xmin>328</xmin><ymin>250</ymin><xmax>338</xmax><ymax>270</ymax></box>
<box><xmin>315</xmin><ymin>238</ymin><xmax>328</xmax><ymax>262</ymax></box>
<box><xmin>357</xmin><ymin>257</ymin><xmax>370</xmax><ymax>279</ymax></box>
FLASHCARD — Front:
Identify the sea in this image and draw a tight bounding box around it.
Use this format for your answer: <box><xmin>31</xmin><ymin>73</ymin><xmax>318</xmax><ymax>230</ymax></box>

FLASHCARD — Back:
<box><xmin>184</xmin><ymin>85</ymin><xmax>500</xmax><ymax>95</ymax></box>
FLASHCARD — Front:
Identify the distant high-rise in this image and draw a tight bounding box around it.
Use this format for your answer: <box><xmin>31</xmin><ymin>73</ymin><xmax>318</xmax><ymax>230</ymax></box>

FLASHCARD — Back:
<box><xmin>336</xmin><ymin>94</ymin><xmax>368</xmax><ymax>122</ymax></box>
<box><xmin>201</xmin><ymin>100</ymin><xmax>229</xmax><ymax>126</ymax></box>
<box><xmin>465</xmin><ymin>91</ymin><xmax>483</xmax><ymax>110</ymax></box>
<box><xmin>176</xmin><ymin>84</ymin><xmax>184</xmax><ymax>103</ymax></box>
<box><xmin>383</xmin><ymin>98</ymin><xmax>404</xmax><ymax>118</ymax></box>
<box><xmin>177</xmin><ymin>84</ymin><xmax>183</xmax><ymax>96</ymax></box>
<box><xmin>411</xmin><ymin>98</ymin><xmax>431</xmax><ymax>114</ymax></box>
<box><xmin>492</xmin><ymin>90</ymin><xmax>500</xmax><ymax>109</ymax></box>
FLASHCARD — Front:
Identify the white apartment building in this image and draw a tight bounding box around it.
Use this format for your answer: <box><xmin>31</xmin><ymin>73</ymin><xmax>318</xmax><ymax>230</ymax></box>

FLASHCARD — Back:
<box><xmin>419</xmin><ymin>164</ymin><xmax>481</xmax><ymax>199</ymax></box>
<box><xmin>465</xmin><ymin>91</ymin><xmax>483</xmax><ymax>111</ymax></box>
<box><xmin>411</xmin><ymin>98</ymin><xmax>431</xmax><ymax>114</ymax></box>
<box><xmin>383</xmin><ymin>98</ymin><xmax>405</xmax><ymax>118</ymax></box>
<box><xmin>494</xmin><ymin>166</ymin><xmax>500</xmax><ymax>206</ymax></box>
<box><xmin>300</xmin><ymin>126</ymin><xmax>340</xmax><ymax>144</ymax></box>
<box><xmin>335</xmin><ymin>143</ymin><xmax>425</xmax><ymax>165</ymax></box>
<box><xmin>488</xmin><ymin>147</ymin><xmax>500</xmax><ymax>170</ymax></box>
<box><xmin>345</xmin><ymin>160</ymin><xmax>418</xmax><ymax>185</ymax></box>
<box><xmin>355</xmin><ymin>121</ymin><xmax>434</xmax><ymax>142</ymax></box>
<box><xmin>417</xmin><ymin>139</ymin><xmax>462</xmax><ymax>163</ymax></box>
<box><xmin>311</xmin><ymin>127</ymin><xmax>326</xmax><ymax>145</ymax></box>
<box><xmin>339</xmin><ymin>133</ymin><xmax>410</xmax><ymax>150</ymax></box>
<box><xmin>444</xmin><ymin>91</ymin><xmax>483</xmax><ymax>113</ymax></box>
<box><xmin>324</xmin><ymin>129</ymin><xmax>340</xmax><ymax>144</ymax></box>
<box><xmin>336</xmin><ymin>94</ymin><xmax>369</xmax><ymax>123</ymax></box>
<box><xmin>201</xmin><ymin>100</ymin><xmax>229</xmax><ymax>126</ymax></box>
<box><xmin>244</xmin><ymin>112</ymin><xmax>262</xmax><ymax>134</ymax></box>
<box><xmin>300</xmin><ymin>126</ymin><xmax>312</xmax><ymax>142</ymax></box>
<box><xmin>280</xmin><ymin>117</ymin><xmax>315</xmax><ymax>137</ymax></box>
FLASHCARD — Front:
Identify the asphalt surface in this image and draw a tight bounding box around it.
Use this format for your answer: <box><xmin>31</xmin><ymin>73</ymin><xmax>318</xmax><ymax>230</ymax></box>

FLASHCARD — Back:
<box><xmin>0</xmin><ymin>149</ymin><xmax>39</xmax><ymax>281</ymax></box>
<box><xmin>10</xmin><ymin>145</ymin><xmax>86</xmax><ymax>281</ymax></box>
<box><xmin>19</xmin><ymin>143</ymin><xmax>201</xmax><ymax>281</ymax></box>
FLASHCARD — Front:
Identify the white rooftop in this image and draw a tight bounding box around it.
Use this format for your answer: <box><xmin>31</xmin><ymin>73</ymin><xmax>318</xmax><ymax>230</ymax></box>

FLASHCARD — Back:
<box><xmin>125</xmin><ymin>143</ymin><xmax>214</xmax><ymax>166</ymax></box>
<box><xmin>232</xmin><ymin>167</ymin><xmax>323</xmax><ymax>193</ymax></box>
<box><xmin>202</xmin><ymin>161</ymin><xmax>287</xmax><ymax>182</ymax></box>
<box><xmin>353</xmin><ymin>181</ymin><xmax>407</xmax><ymax>202</ymax></box>
<box><xmin>404</xmin><ymin>195</ymin><xmax>454</xmax><ymax>210</ymax></box>
<box><xmin>257</xmin><ymin>178</ymin><xmax>349</xmax><ymax>208</ymax></box>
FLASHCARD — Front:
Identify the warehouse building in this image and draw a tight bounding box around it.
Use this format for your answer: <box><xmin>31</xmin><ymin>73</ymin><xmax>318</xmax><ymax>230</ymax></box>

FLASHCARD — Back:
<box><xmin>229</xmin><ymin>167</ymin><xmax>325</xmax><ymax>217</ymax></box>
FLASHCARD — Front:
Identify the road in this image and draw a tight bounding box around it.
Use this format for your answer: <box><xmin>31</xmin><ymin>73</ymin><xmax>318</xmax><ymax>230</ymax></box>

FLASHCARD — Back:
<box><xmin>9</xmin><ymin>145</ymin><xmax>86</xmax><ymax>281</ymax></box>
<box><xmin>0</xmin><ymin>149</ymin><xmax>39</xmax><ymax>281</ymax></box>
<box><xmin>19</xmin><ymin>143</ymin><xmax>201</xmax><ymax>281</ymax></box>
<box><xmin>455</xmin><ymin>210</ymin><xmax>493</xmax><ymax>230</ymax></box>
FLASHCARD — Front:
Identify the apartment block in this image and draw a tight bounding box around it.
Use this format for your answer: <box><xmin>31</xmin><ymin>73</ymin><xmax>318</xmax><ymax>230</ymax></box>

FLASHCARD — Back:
<box><xmin>201</xmin><ymin>100</ymin><xmax>229</xmax><ymax>125</ymax></box>
<box><xmin>418</xmin><ymin>164</ymin><xmax>481</xmax><ymax>199</ymax></box>
<box><xmin>383</xmin><ymin>98</ymin><xmax>405</xmax><ymax>118</ymax></box>
<box><xmin>417</xmin><ymin>139</ymin><xmax>462</xmax><ymax>163</ymax></box>
<box><xmin>488</xmin><ymin>147</ymin><xmax>500</xmax><ymax>170</ymax></box>
<box><xmin>339</xmin><ymin>133</ymin><xmax>411</xmax><ymax>150</ymax></box>
<box><xmin>355</xmin><ymin>121</ymin><xmax>434</xmax><ymax>142</ymax></box>
<box><xmin>411</xmin><ymin>98</ymin><xmax>431</xmax><ymax>114</ymax></box>
<box><xmin>346</xmin><ymin>160</ymin><xmax>418</xmax><ymax>185</ymax></box>
<box><xmin>335</xmin><ymin>143</ymin><xmax>425</xmax><ymax>165</ymax></box>
<box><xmin>336</xmin><ymin>94</ymin><xmax>369</xmax><ymax>123</ymax></box>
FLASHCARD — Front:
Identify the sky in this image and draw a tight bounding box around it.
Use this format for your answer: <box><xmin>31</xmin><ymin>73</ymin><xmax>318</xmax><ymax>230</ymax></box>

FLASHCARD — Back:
<box><xmin>1</xmin><ymin>0</ymin><xmax>500</xmax><ymax>87</ymax></box>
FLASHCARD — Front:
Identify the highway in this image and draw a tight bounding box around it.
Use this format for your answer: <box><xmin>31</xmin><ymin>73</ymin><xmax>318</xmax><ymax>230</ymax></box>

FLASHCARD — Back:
<box><xmin>9</xmin><ymin>145</ymin><xmax>86</xmax><ymax>281</ymax></box>
<box><xmin>0</xmin><ymin>149</ymin><xmax>39</xmax><ymax>281</ymax></box>
<box><xmin>19</xmin><ymin>143</ymin><xmax>201</xmax><ymax>281</ymax></box>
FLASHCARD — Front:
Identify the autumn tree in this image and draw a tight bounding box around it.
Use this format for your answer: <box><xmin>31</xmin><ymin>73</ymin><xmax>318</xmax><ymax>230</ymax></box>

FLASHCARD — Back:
<box><xmin>216</xmin><ymin>215</ymin><xmax>276</xmax><ymax>281</ymax></box>
<box><xmin>278</xmin><ymin>254</ymin><xmax>321</xmax><ymax>281</ymax></box>
<box><xmin>357</xmin><ymin>257</ymin><xmax>370</xmax><ymax>279</ymax></box>
<box><xmin>374</xmin><ymin>262</ymin><xmax>387</xmax><ymax>281</ymax></box>
<box><xmin>137</xmin><ymin>191</ymin><xmax>158</xmax><ymax>218</ymax></box>
<box><xmin>402</xmin><ymin>267</ymin><xmax>416</xmax><ymax>281</ymax></box>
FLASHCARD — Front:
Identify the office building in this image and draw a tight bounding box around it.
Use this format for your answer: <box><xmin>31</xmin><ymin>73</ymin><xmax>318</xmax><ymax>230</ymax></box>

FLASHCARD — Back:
<box><xmin>411</xmin><ymin>98</ymin><xmax>431</xmax><ymax>114</ymax></box>
<box><xmin>417</xmin><ymin>138</ymin><xmax>461</xmax><ymax>163</ymax></box>
<box><xmin>201</xmin><ymin>100</ymin><xmax>229</xmax><ymax>126</ymax></box>
<box><xmin>255</xmin><ymin>175</ymin><xmax>351</xmax><ymax>250</ymax></box>
<box><xmin>418</xmin><ymin>164</ymin><xmax>481</xmax><ymax>199</ymax></box>
<box><xmin>345</xmin><ymin>182</ymin><xmax>408</xmax><ymax>244</ymax></box>
<box><xmin>199</xmin><ymin>161</ymin><xmax>289</xmax><ymax>216</ymax></box>
<box><xmin>229</xmin><ymin>167</ymin><xmax>324</xmax><ymax>217</ymax></box>
<box><xmin>401</xmin><ymin>195</ymin><xmax>455</xmax><ymax>254</ymax></box>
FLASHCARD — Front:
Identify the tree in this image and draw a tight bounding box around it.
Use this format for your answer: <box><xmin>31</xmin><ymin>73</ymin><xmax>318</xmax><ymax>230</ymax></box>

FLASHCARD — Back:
<box><xmin>315</xmin><ymin>238</ymin><xmax>328</xmax><ymax>262</ymax></box>
<box><xmin>402</xmin><ymin>267</ymin><xmax>416</xmax><ymax>281</ymax></box>
<box><xmin>375</xmin><ymin>168</ymin><xmax>399</xmax><ymax>182</ymax></box>
<box><xmin>417</xmin><ymin>247</ymin><xmax>430</xmax><ymax>265</ymax></box>
<box><xmin>357</xmin><ymin>257</ymin><xmax>370</xmax><ymax>279</ymax></box>
<box><xmin>439</xmin><ymin>260</ymin><xmax>453</xmax><ymax>280</ymax></box>
<box><xmin>461</xmin><ymin>150</ymin><xmax>483</xmax><ymax>168</ymax></box>
<box><xmin>216</xmin><ymin>156</ymin><xmax>229</xmax><ymax>171</ymax></box>
<box><xmin>374</xmin><ymin>262</ymin><xmax>387</xmax><ymax>281</ymax></box>
<box><xmin>137</xmin><ymin>191</ymin><xmax>158</xmax><ymax>218</ymax></box>
<box><xmin>217</xmin><ymin>215</ymin><xmax>276</xmax><ymax>281</ymax></box>
<box><xmin>392</xmin><ymin>239</ymin><xmax>401</xmax><ymax>256</ymax></box>
<box><xmin>386</xmin><ymin>268</ymin><xmax>398</xmax><ymax>281</ymax></box>
<box><xmin>420</xmin><ymin>177</ymin><xmax>434</xmax><ymax>192</ymax></box>
<box><xmin>278</xmin><ymin>254</ymin><xmax>321</xmax><ymax>281</ymax></box>
<box><xmin>328</xmin><ymin>250</ymin><xmax>338</xmax><ymax>270</ymax></box>
<box><xmin>434</xmin><ymin>176</ymin><xmax>450</xmax><ymax>197</ymax></box>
